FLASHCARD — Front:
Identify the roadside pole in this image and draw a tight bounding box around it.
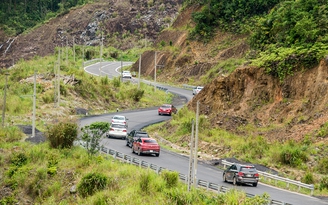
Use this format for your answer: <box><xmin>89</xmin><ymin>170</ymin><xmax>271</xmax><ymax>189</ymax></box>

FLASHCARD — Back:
<box><xmin>154</xmin><ymin>51</ymin><xmax>157</xmax><ymax>92</ymax></box>
<box><xmin>194</xmin><ymin>100</ymin><xmax>199</xmax><ymax>187</ymax></box>
<box><xmin>32</xmin><ymin>70</ymin><xmax>36</xmax><ymax>137</ymax></box>
<box><xmin>138</xmin><ymin>54</ymin><xmax>141</xmax><ymax>89</ymax></box>
<box><xmin>188</xmin><ymin>119</ymin><xmax>195</xmax><ymax>191</ymax></box>
<box><xmin>1</xmin><ymin>72</ymin><xmax>9</xmax><ymax>127</ymax></box>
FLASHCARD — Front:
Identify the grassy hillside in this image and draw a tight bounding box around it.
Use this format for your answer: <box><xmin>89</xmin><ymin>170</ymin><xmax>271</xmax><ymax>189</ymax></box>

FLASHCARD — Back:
<box><xmin>0</xmin><ymin>132</ymin><xmax>270</xmax><ymax>204</ymax></box>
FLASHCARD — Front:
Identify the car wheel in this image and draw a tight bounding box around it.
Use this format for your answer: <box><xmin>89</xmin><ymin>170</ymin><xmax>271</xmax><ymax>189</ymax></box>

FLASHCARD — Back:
<box><xmin>155</xmin><ymin>153</ymin><xmax>159</xmax><ymax>157</ymax></box>
<box><xmin>138</xmin><ymin>149</ymin><xmax>142</xmax><ymax>156</ymax></box>
<box><xmin>126</xmin><ymin>140</ymin><xmax>129</xmax><ymax>147</ymax></box>
<box><xmin>158</xmin><ymin>112</ymin><xmax>161</xmax><ymax>115</ymax></box>
<box><xmin>233</xmin><ymin>177</ymin><xmax>238</xmax><ymax>186</ymax></box>
<box><xmin>253</xmin><ymin>182</ymin><xmax>258</xmax><ymax>187</ymax></box>
<box><xmin>132</xmin><ymin>147</ymin><xmax>135</xmax><ymax>153</ymax></box>
<box><xmin>223</xmin><ymin>174</ymin><xmax>227</xmax><ymax>182</ymax></box>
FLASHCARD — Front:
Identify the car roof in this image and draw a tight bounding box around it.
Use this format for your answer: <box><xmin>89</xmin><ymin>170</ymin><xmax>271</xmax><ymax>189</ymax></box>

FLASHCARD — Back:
<box><xmin>233</xmin><ymin>163</ymin><xmax>256</xmax><ymax>168</ymax></box>
<box><xmin>111</xmin><ymin>123</ymin><xmax>126</xmax><ymax>127</ymax></box>
<box><xmin>113</xmin><ymin>115</ymin><xmax>126</xmax><ymax>118</ymax></box>
<box><xmin>141</xmin><ymin>138</ymin><xmax>157</xmax><ymax>142</ymax></box>
<box><xmin>161</xmin><ymin>104</ymin><xmax>172</xmax><ymax>107</ymax></box>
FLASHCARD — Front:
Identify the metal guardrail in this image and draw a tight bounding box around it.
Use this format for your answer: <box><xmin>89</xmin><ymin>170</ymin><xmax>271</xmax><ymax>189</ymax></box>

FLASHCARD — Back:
<box><xmin>82</xmin><ymin>58</ymin><xmax>102</xmax><ymax>67</ymax></box>
<box><xmin>156</xmin><ymin>85</ymin><xmax>168</xmax><ymax>91</ymax></box>
<box><xmin>81</xmin><ymin>143</ymin><xmax>293</xmax><ymax>205</ymax></box>
<box><xmin>182</xmin><ymin>84</ymin><xmax>196</xmax><ymax>90</ymax></box>
<box><xmin>221</xmin><ymin>160</ymin><xmax>314</xmax><ymax>196</ymax></box>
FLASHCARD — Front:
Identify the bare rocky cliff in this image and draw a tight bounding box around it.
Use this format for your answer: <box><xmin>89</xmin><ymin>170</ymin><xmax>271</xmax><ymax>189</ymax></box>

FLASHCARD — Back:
<box><xmin>0</xmin><ymin>0</ymin><xmax>183</xmax><ymax>68</ymax></box>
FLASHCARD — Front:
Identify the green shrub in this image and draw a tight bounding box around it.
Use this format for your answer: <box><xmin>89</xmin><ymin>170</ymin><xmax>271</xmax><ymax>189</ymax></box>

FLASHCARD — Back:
<box><xmin>316</xmin><ymin>158</ymin><xmax>328</xmax><ymax>174</ymax></box>
<box><xmin>278</xmin><ymin>142</ymin><xmax>308</xmax><ymax>167</ymax></box>
<box><xmin>10</xmin><ymin>153</ymin><xmax>28</xmax><ymax>167</ymax></box>
<box><xmin>100</xmin><ymin>76</ymin><xmax>109</xmax><ymax>85</ymax></box>
<box><xmin>112</xmin><ymin>77</ymin><xmax>121</xmax><ymax>87</ymax></box>
<box><xmin>139</xmin><ymin>172</ymin><xmax>152</xmax><ymax>193</ymax></box>
<box><xmin>78</xmin><ymin>172</ymin><xmax>108</xmax><ymax>197</ymax></box>
<box><xmin>129</xmin><ymin>88</ymin><xmax>144</xmax><ymax>102</ymax></box>
<box><xmin>160</xmin><ymin>170</ymin><xmax>179</xmax><ymax>188</ymax></box>
<box><xmin>46</xmin><ymin>121</ymin><xmax>78</xmax><ymax>149</ymax></box>
<box><xmin>319</xmin><ymin>176</ymin><xmax>328</xmax><ymax>191</ymax></box>
<box><xmin>316</xmin><ymin>122</ymin><xmax>328</xmax><ymax>138</ymax></box>
<box><xmin>302</xmin><ymin>172</ymin><xmax>314</xmax><ymax>184</ymax></box>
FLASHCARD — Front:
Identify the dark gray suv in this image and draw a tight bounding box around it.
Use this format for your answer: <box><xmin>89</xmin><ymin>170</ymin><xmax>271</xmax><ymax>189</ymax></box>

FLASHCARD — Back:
<box><xmin>223</xmin><ymin>163</ymin><xmax>259</xmax><ymax>187</ymax></box>
<box><xmin>126</xmin><ymin>130</ymin><xmax>149</xmax><ymax>148</ymax></box>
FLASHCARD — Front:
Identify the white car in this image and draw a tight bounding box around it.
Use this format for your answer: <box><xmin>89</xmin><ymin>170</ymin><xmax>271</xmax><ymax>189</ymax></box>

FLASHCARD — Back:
<box><xmin>106</xmin><ymin>123</ymin><xmax>127</xmax><ymax>139</ymax></box>
<box><xmin>122</xmin><ymin>71</ymin><xmax>132</xmax><ymax>78</ymax></box>
<box><xmin>192</xmin><ymin>86</ymin><xmax>204</xmax><ymax>95</ymax></box>
<box><xmin>111</xmin><ymin>115</ymin><xmax>128</xmax><ymax>127</ymax></box>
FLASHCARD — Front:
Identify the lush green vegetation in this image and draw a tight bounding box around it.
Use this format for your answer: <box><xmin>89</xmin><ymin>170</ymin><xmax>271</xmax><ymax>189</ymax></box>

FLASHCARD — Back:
<box><xmin>0</xmin><ymin>0</ymin><xmax>95</xmax><ymax>35</ymax></box>
<box><xmin>0</xmin><ymin>44</ymin><xmax>171</xmax><ymax>130</ymax></box>
<box><xmin>190</xmin><ymin>0</ymin><xmax>328</xmax><ymax>81</ymax></box>
<box><xmin>145</xmin><ymin>107</ymin><xmax>328</xmax><ymax>195</ymax></box>
<box><xmin>0</xmin><ymin>127</ymin><xmax>271</xmax><ymax>204</ymax></box>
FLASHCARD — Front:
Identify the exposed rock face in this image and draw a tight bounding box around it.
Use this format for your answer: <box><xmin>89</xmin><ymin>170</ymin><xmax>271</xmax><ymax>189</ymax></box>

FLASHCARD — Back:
<box><xmin>189</xmin><ymin>60</ymin><xmax>328</xmax><ymax>142</ymax></box>
<box><xmin>0</xmin><ymin>0</ymin><xmax>183</xmax><ymax>68</ymax></box>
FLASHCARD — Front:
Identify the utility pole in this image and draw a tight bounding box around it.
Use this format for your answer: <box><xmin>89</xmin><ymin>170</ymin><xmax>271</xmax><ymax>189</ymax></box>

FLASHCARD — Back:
<box><xmin>66</xmin><ymin>38</ymin><xmax>68</xmax><ymax>65</ymax></box>
<box><xmin>154</xmin><ymin>51</ymin><xmax>157</xmax><ymax>92</ymax></box>
<box><xmin>121</xmin><ymin>58</ymin><xmax>123</xmax><ymax>82</ymax></box>
<box><xmin>2</xmin><ymin>72</ymin><xmax>9</xmax><ymax>127</ymax></box>
<box><xmin>32</xmin><ymin>70</ymin><xmax>36</xmax><ymax>137</ymax></box>
<box><xmin>99</xmin><ymin>32</ymin><xmax>103</xmax><ymax>75</ymax></box>
<box><xmin>73</xmin><ymin>36</ymin><xmax>75</xmax><ymax>62</ymax></box>
<box><xmin>138</xmin><ymin>54</ymin><xmax>141</xmax><ymax>89</ymax></box>
<box><xmin>82</xmin><ymin>40</ymin><xmax>85</xmax><ymax>69</ymax></box>
<box><xmin>188</xmin><ymin>119</ymin><xmax>195</xmax><ymax>191</ymax></box>
<box><xmin>58</xmin><ymin>48</ymin><xmax>60</xmax><ymax>106</ymax></box>
<box><xmin>194</xmin><ymin>100</ymin><xmax>199</xmax><ymax>187</ymax></box>
<box><xmin>54</xmin><ymin>47</ymin><xmax>60</xmax><ymax>107</ymax></box>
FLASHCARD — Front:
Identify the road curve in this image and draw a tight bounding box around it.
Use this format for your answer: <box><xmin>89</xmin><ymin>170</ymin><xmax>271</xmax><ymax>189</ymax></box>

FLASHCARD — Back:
<box><xmin>80</xmin><ymin>61</ymin><xmax>328</xmax><ymax>205</ymax></box>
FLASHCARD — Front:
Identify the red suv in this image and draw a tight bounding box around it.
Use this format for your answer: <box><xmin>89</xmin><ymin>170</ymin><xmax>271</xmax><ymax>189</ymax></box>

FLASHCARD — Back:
<box><xmin>132</xmin><ymin>138</ymin><xmax>160</xmax><ymax>157</ymax></box>
<box><xmin>158</xmin><ymin>104</ymin><xmax>177</xmax><ymax>116</ymax></box>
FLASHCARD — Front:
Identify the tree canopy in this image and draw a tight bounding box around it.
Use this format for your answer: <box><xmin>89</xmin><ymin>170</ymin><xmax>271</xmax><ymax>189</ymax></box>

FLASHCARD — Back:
<box><xmin>0</xmin><ymin>0</ymin><xmax>93</xmax><ymax>35</ymax></box>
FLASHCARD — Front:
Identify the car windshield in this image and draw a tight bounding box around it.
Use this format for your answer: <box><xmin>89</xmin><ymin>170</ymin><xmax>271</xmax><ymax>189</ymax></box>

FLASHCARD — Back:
<box><xmin>161</xmin><ymin>105</ymin><xmax>171</xmax><ymax>108</ymax></box>
<box><xmin>197</xmin><ymin>87</ymin><xmax>204</xmax><ymax>90</ymax></box>
<box><xmin>136</xmin><ymin>133</ymin><xmax>149</xmax><ymax>138</ymax></box>
<box><xmin>113</xmin><ymin>116</ymin><xmax>125</xmax><ymax>120</ymax></box>
<box><xmin>240</xmin><ymin>166</ymin><xmax>257</xmax><ymax>172</ymax></box>
<box><xmin>144</xmin><ymin>139</ymin><xmax>157</xmax><ymax>143</ymax></box>
<box><xmin>111</xmin><ymin>124</ymin><xmax>126</xmax><ymax>128</ymax></box>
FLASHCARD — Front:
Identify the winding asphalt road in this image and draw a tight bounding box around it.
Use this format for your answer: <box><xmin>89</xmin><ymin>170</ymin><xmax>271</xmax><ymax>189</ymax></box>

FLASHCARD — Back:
<box><xmin>81</xmin><ymin>61</ymin><xmax>328</xmax><ymax>205</ymax></box>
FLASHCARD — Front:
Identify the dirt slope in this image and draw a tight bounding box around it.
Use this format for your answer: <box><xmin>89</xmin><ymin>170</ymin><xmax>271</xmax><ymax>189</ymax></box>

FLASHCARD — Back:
<box><xmin>0</xmin><ymin>0</ymin><xmax>183</xmax><ymax>68</ymax></box>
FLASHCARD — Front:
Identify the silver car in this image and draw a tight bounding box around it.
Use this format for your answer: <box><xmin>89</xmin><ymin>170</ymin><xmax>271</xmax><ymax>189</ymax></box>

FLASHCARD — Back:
<box><xmin>192</xmin><ymin>86</ymin><xmax>204</xmax><ymax>95</ymax></box>
<box><xmin>122</xmin><ymin>71</ymin><xmax>132</xmax><ymax>78</ymax></box>
<box><xmin>106</xmin><ymin>123</ymin><xmax>127</xmax><ymax>139</ymax></box>
<box><xmin>111</xmin><ymin>115</ymin><xmax>128</xmax><ymax>127</ymax></box>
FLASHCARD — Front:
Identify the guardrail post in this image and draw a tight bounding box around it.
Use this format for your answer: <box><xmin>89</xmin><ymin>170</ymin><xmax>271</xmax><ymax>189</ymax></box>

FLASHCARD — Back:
<box><xmin>206</xmin><ymin>182</ymin><xmax>210</xmax><ymax>190</ymax></box>
<box><xmin>113</xmin><ymin>151</ymin><xmax>117</xmax><ymax>159</ymax></box>
<box><xmin>311</xmin><ymin>184</ymin><xmax>314</xmax><ymax>196</ymax></box>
